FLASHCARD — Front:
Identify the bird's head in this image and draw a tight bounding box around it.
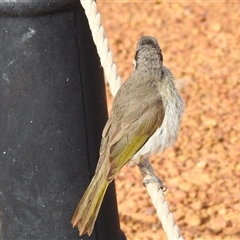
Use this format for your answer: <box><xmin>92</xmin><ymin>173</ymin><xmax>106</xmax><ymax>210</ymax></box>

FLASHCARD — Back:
<box><xmin>134</xmin><ymin>36</ymin><xmax>163</xmax><ymax>70</ymax></box>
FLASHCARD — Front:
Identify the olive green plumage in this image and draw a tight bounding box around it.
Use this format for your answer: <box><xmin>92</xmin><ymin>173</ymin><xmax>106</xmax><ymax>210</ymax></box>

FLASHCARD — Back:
<box><xmin>71</xmin><ymin>36</ymin><xmax>184</xmax><ymax>236</ymax></box>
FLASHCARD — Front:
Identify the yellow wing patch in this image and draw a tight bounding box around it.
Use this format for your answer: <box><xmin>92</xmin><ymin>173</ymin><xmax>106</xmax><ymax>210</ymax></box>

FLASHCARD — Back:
<box><xmin>107</xmin><ymin>123</ymin><xmax>156</xmax><ymax>181</ymax></box>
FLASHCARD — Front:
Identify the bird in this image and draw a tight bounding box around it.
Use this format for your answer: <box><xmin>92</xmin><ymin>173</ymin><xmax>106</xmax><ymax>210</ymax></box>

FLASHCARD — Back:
<box><xmin>71</xmin><ymin>35</ymin><xmax>184</xmax><ymax>236</ymax></box>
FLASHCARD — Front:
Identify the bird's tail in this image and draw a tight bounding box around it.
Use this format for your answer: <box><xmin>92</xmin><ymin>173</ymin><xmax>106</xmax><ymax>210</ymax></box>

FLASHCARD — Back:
<box><xmin>71</xmin><ymin>168</ymin><xmax>109</xmax><ymax>236</ymax></box>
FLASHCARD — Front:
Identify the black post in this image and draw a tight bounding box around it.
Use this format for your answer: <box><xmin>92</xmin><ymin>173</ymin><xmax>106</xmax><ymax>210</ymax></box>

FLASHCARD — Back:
<box><xmin>0</xmin><ymin>1</ymin><xmax>125</xmax><ymax>239</ymax></box>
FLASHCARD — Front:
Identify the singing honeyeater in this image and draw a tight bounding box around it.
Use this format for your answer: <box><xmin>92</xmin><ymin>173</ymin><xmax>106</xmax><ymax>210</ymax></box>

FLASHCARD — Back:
<box><xmin>71</xmin><ymin>36</ymin><xmax>184</xmax><ymax>236</ymax></box>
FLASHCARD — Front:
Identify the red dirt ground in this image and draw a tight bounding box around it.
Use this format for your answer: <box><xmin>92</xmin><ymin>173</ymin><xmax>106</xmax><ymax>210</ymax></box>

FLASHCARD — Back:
<box><xmin>97</xmin><ymin>1</ymin><xmax>240</xmax><ymax>239</ymax></box>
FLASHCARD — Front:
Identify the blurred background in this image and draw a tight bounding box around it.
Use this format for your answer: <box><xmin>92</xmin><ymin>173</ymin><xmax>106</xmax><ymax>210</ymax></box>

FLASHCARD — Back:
<box><xmin>97</xmin><ymin>1</ymin><xmax>240</xmax><ymax>239</ymax></box>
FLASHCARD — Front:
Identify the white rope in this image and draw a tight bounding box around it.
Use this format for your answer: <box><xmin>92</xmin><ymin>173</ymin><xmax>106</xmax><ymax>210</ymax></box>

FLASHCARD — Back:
<box><xmin>80</xmin><ymin>0</ymin><xmax>122</xmax><ymax>97</ymax></box>
<box><xmin>138</xmin><ymin>158</ymin><xmax>184</xmax><ymax>240</ymax></box>
<box><xmin>79</xmin><ymin>1</ymin><xmax>184</xmax><ymax>239</ymax></box>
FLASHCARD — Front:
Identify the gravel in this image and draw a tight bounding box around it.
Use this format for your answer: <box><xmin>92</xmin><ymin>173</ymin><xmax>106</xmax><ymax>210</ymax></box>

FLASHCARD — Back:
<box><xmin>98</xmin><ymin>2</ymin><xmax>240</xmax><ymax>239</ymax></box>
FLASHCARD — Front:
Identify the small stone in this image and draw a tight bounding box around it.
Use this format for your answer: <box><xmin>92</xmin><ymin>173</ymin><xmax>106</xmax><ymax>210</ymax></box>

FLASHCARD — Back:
<box><xmin>195</xmin><ymin>160</ymin><xmax>208</xmax><ymax>169</ymax></box>
<box><xmin>185</xmin><ymin>212</ymin><xmax>202</xmax><ymax>226</ymax></box>
<box><xmin>211</xmin><ymin>23</ymin><xmax>222</xmax><ymax>32</ymax></box>
<box><xmin>188</xmin><ymin>190</ymin><xmax>197</xmax><ymax>198</ymax></box>
<box><xmin>174</xmin><ymin>209</ymin><xmax>185</xmax><ymax>221</ymax></box>
<box><xmin>218</xmin><ymin>207</ymin><xmax>228</xmax><ymax>215</ymax></box>
<box><xmin>191</xmin><ymin>200</ymin><xmax>203</xmax><ymax>211</ymax></box>
<box><xmin>209</xmin><ymin>217</ymin><xmax>228</xmax><ymax>233</ymax></box>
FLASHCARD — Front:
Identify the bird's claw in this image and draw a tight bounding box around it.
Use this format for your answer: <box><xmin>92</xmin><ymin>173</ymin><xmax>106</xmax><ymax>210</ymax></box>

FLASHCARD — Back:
<box><xmin>137</xmin><ymin>162</ymin><xmax>167</xmax><ymax>192</ymax></box>
<box><xmin>143</xmin><ymin>176</ymin><xmax>168</xmax><ymax>192</ymax></box>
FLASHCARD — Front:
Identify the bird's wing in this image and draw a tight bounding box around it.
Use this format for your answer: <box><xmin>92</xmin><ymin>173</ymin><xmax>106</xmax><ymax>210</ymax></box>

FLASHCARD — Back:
<box><xmin>96</xmin><ymin>73</ymin><xmax>165</xmax><ymax>180</ymax></box>
<box><xmin>106</xmin><ymin>94</ymin><xmax>164</xmax><ymax>181</ymax></box>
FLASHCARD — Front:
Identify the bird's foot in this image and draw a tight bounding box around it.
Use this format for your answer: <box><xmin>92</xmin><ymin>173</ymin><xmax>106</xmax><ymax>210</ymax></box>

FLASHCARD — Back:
<box><xmin>138</xmin><ymin>162</ymin><xmax>167</xmax><ymax>192</ymax></box>
<box><xmin>143</xmin><ymin>176</ymin><xmax>167</xmax><ymax>192</ymax></box>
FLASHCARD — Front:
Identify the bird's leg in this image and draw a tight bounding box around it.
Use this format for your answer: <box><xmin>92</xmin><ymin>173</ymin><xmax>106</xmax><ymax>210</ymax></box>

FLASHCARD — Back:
<box><xmin>137</xmin><ymin>158</ymin><xmax>167</xmax><ymax>192</ymax></box>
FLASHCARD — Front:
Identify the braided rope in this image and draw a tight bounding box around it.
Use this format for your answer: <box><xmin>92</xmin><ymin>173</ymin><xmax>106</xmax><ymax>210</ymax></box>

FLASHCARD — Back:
<box><xmin>138</xmin><ymin>158</ymin><xmax>184</xmax><ymax>240</ymax></box>
<box><xmin>80</xmin><ymin>0</ymin><xmax>121</xmax><ymax>97</ymax></box>
<box><xmin>79</xmin><ymin>1</ymin><xmax>184</xmax><ymax>239</ymax></box>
